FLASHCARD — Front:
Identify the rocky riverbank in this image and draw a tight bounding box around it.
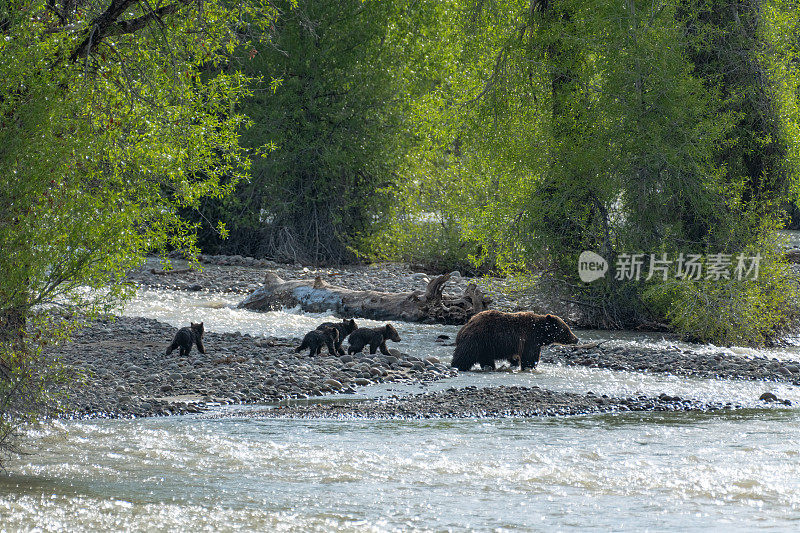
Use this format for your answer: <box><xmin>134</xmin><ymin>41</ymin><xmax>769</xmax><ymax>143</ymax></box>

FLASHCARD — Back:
<box><xmin>52</xmin><ymin>316</ymin><xmax>455</xmax><ymax>419</ymax></box>
<box><xmin>50</xmin><ymin>313</ymin><xmax>798</xmax><ymax>420</ymax></box>
<box><xmin>211</xmin><ymin>385</ymin><xmax>744</xmax><ymax>420</ymax></box>
<box><xmin>44</xmin><ymin>258</ymin><xmax>798</xmax><ymax>420</ymax></box>
<box><xmin>546</xmin><ymin>343</ymin><xmax>800</xmax><ymax>385</ymax></box>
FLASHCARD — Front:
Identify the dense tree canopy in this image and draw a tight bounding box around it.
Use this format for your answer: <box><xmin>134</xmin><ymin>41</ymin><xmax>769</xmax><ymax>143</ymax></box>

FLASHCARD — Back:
<box><xmin>188</xmin><ymin>0</ymin><xmax>414</xmax><ymax>263</ymax></box>
<box><xmin>0</xmin><ymin>0</ymin><xmax>276</xmax><ymax>464</ymax></box>
<box><xmin>374</xmin><ymin>0</ymin><xmax>800</xmax><ymax>343</ymax></box>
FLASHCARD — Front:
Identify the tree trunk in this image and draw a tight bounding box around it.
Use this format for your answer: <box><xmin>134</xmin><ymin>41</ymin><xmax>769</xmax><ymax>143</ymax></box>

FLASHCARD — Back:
<box><xmin>0</xmin><ymin>306</ymin><xmax>26</xmax><ymax>381</ymax></box>
<box><xmin>237</xmin><ymin>272</ymin><xmax>492</xmax><ymax>325</ymax></box>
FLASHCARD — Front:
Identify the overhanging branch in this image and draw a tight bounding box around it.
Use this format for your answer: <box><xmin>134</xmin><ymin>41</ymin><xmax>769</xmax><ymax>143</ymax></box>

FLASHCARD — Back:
<box><xmin>68</xmin><ymin>0</ymin><xmax>190</xmax><ymax>61</ymax></box>
<box><xmin>110</xmin><ymin>2</ymin><xmax>185</xmax><ymax>36</ymax></box>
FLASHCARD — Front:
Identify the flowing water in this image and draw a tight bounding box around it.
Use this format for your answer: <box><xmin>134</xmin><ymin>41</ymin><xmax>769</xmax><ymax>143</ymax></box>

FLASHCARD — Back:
<box><xmin>2</xmin><ymin>289</ymin><xmax>800</xmax><ymax>531</ymax></box>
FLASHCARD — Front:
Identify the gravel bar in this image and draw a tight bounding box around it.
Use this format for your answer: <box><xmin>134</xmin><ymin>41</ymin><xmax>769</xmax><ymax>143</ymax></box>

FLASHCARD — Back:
<box><xmin>546</xmin><ymin>344</ymin><xmax>800</xmax><ymax>385</ymax></box>
<box><xmin>214</xmin><ymin>385</ymin><xmax>743</xmax><ymax>420</ymax></box>
<box><xmin>45</xmin><ymin>259</ymin><xmax>799</xmax><ymax>420</ymax></box>
<box><xmin>50</xmin><ymin>316</ymin><xmax>455</xmax><ymax>419</ymax></box>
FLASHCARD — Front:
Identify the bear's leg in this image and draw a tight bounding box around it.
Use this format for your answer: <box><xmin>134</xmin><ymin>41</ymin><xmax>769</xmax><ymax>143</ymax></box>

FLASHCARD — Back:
<box><xmin>180</xmin><ymin>345</ymin><xmax>190</xmax><ymax>357</ymax></box>
<box><xmin>166</xmin><ymin>342</ymin><xmax>178</xmax><ymax>355</ymax></box>
<box><xmin>369</xmin><ymin>343</ymin><xmax>378</xmax><ymax>355</ymax></box>
<box><xmin>348</xmin><ymin>342</ymin><xmax>363</xmax><ymax>354</ymax></box>
<box><xmin>509</xmin><ymin>338</ymin><xmax>524</xmax><ymax>369</ymax></box>
<box><xmin>531</xmin><ymin>344</ymin><xmax>541</xmax><ymax>367</ymax></box>
<box><xmin>196</xmin><ymin>338</ymin><xmax>205</xmax><ymax>354</ymax></box>
<box><xmin>481</xmin><ymin>360</ymin><xmax>496</xmax><ymax>371</ymax></box>
<box><xmin>325</xmin><ymin>337</ymin><xmax>337</xmax><ymax>355</ymax></box>
<box><xmin>378</xmin><ymin>341</ymin><xmax>391</xmax><ymax>355</ymax></box>
<box><xmin>520</xmin><ymin>344</ymin><xmax>541</xmax><ymax>370</ymax></box>
<box><xmin>451</xmin><ymin>357</ymin><xmax>474</xmax><ymax>371</ymax></box>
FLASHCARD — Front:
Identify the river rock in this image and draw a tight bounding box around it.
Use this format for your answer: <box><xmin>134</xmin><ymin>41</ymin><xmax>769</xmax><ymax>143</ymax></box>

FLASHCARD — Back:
<box><xmin>324</xmin><ymin>379</ymin><xmax>343</xmax><ymax>390</ymax></box>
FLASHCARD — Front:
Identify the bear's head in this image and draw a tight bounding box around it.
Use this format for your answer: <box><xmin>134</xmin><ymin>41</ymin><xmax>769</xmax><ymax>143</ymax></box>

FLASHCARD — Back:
<box><xmin>543</xmin><ymin>314</ymin><xmax>577</xmax><ymax>345</ymax></box>
<box><xmin>320</xmin><ymin>325</ymin><xmax>339</xmax><ymax>342</ymax></box>
<box><xmin>342</xmin><ymin>318</ymin><xmax>357</xmax><ymax>335</ymax></box>
<box><xmin>384</xmin><ymin>324</ymin><xmax>401</xmax><ymax>342</ymax></box>
<box><xmin>191</xmin><ymin>322</ymin><xmax>204</xmax><ymax>336</ymax></box>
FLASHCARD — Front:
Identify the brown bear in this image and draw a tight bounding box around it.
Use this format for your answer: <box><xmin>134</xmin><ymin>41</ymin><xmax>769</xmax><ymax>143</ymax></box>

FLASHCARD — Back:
<box><xmin>316</xmin><ymin>318</ymin><xmax>358</xmax><ymax>355</ymax></box>
<box><xmin>347</xmin><ymin>324</ymin><xmax>401</xmax><ymax>355</ymax></box>
<box><xmin>166</xmin><ymin>322</ymin><xmax>206</xmax><ymax>357</ymax></box>
<box><xmin>451</xmin><ymin>310</ymin><xmax>578</xmax><ymax>371</ymax></box>
<box><xmin>296</xmin><ymin>325</ymin><xmax>340</xmax><ymax>356</ymax></box>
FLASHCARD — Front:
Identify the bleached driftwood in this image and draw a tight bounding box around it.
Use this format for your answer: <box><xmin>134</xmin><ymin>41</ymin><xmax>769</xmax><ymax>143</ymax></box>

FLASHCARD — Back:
<box><xmin>237</xmin><ymin>271</ymin><xmax>491</xmax><ymax>325</ymax></box>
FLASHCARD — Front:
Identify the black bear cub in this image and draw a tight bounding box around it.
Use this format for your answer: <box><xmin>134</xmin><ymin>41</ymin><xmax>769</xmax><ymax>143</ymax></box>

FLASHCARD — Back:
<box><xmin>296</xmin><ymin>325</ymin><xmax>339</xmax><ymax>356</ymax></box>
<box><xmin>347</xmin><ymin>324</ymin><xmax>401</xmax><ymax>355</ymax></box>
<box><xmin>451</xmin><ymin>310</ymin><xmax>578</xmax><ymax>371</ymax></box>
<box><xmin>316</xmin><ymin>318</ymin><xmax>357</xmax><ymax>355</ymax></box>
<box><xmin>167</xmin><ymin>322</ymin><xmax>206</xmax><ymax>356</ymax></box>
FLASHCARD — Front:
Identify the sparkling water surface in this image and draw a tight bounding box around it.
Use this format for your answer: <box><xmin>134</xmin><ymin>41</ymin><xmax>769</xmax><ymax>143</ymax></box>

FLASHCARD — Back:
<box><xmin>2</xmin><ymin>289</ymin><xmax>800</xmax><ymax>531</ymax></box>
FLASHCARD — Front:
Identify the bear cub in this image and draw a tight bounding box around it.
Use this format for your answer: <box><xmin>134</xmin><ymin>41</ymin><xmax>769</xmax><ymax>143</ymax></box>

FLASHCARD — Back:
<box><xmin>315</xmin><ymin>318</ymin><xmax>357</xmax><ymax>355</ymax></box>
<box><xmin>167</xmin><ymin>322</ymin><xmax>206</xmax><ymax>357</ymax></box>
<box><xmin>296</xmin><ymin>325</ymin><xmax>340</xmax><ymax>356</ymax></box>
<box><xmin>347</xmin><ymin>324</ymin><xmax>401</xmax><ymax>355</ymax></box>
<box><xmin>451</xmin><ymin>310</ymin><xmax>578</xmax><ymax>371</ymax></box>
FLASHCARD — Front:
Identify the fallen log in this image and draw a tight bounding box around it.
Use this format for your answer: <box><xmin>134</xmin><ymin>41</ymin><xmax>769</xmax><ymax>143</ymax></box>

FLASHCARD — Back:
<box><xmin>237</xmin><ymin>271</ymin><xmax>492</xmax><ymax>325</ymax></box>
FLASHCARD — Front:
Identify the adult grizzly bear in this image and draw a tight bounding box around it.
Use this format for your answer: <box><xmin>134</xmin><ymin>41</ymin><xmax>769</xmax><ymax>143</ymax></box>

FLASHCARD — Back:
<box><xmin>451</xmin><ymin>310</ymin><xmax>578</xmax><ymax>371</ymax></box>
<box><xmin>347</xmin><ymin>324</ymin><xmax>401</xmax><ymax>355</ymax></box>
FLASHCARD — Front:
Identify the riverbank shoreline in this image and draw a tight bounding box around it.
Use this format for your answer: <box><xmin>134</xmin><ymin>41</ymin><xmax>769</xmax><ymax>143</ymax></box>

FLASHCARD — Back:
<box><xmin>208</xmin><ymin>385</ymin><xmax>745</xmax><ymax>420</ymax></box>
<box><xmin>42</xmin><ymin>258</ymin><xmax>800</xmax><ymax>419</ymax></box>
<box><xmin>126</xmin><ymin>255</ymin><xmax>541</xmax><ymax>314</ymax></box>
<box><xmin>50</xmin><ymin>314</ymin><xmax>797</xmax><ymax>420</ymax></box>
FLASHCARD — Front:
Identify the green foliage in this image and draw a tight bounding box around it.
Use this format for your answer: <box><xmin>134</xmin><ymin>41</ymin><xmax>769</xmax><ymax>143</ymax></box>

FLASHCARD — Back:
<box><xmin>644</xmin><ymin>232</ymin><xmax>798</xmax><ymax>345</ymax></box>
<box><xmin>377</xmin><ymin>0</ymin><xmax>800</xmax><ymax>344</ymax></box>
<box><xmin>368</xmin><ymin>210</ymin><xmax>477</xmax><ymax>274</ymax></box>
<box><xmin>759</xmin><ymin>0</ymin><xmax>800</xmax><ymax>203</ymax></box>
<box><xmin>0</xmin><ymin>314</ymin><xmax>78</xmax><ymax>467</ymax></box>
<box><xmin>370</xmin><ymin>0</ymin><xmax>543</xmax><ymax>273</ymax></box>
<box><xmin>191</xmin><ymin>0</ymin><xmax>409</xmax><ymax>263</ymax></box>
<box><xmin>0</xmin><ymin>0</ymin><xmax>275</xmax><ymax>466</ymax></box>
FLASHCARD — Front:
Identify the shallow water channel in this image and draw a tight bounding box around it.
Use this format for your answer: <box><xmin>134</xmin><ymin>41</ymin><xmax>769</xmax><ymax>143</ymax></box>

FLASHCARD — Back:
<box><xmin>3</xmin><ymin>289</ymin><xmax>800</xmax><ymax>531</ymax></box>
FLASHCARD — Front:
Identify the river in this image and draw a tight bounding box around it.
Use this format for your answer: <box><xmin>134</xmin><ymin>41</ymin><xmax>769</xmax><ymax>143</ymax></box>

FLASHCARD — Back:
<box><xmin>2</xmin><ymin>290</ymin><xmax>800</xmax><ymax>531</ymax></box>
